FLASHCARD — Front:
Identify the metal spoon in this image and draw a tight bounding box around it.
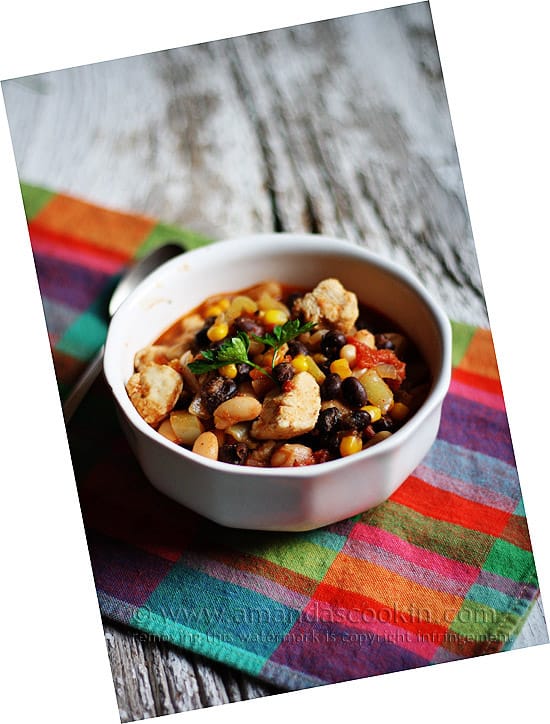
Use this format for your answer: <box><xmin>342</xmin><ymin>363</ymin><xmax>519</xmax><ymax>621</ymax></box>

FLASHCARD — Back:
<box><xmin>62</xmin><ymin>242</ymin><xmax>185</xmax><ymax>423</ymax></box>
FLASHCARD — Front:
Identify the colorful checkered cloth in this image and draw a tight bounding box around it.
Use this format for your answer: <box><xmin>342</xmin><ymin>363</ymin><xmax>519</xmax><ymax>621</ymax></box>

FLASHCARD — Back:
<box><xmin>22</xmin><ymin>182</ymin><xmax>543</xmax><ymax>689</ymax></box>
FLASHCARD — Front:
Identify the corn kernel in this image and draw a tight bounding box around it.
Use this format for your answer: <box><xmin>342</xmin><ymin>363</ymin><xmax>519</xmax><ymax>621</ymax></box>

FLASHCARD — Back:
<box><xmin>205</xmin><ymin>303</ymin><xmax>223</xmax><ymax>317</ymax></box>
<box><xmin>340</xmin><ymin>434</ymin><xmax>363</xmax><ymax>457</ymax></box>
<box><xmin>339</xmin><ymin>343</ymin><xmax>357</xmax><ymax>367</ymax></box>
<box><xmin>292</xmin><ymin>354</ymin><xmax>309</xmax><ymax>373</ymax></box>
<box><xmin>205</xmin><ymin>298</ymin><xmax>230</xmax><ymax>317</ymax></box>
<box><xmin>219</xmin><ymin>363</ymin><xmax>238</xmax><ymax>379</ymax></box>
<box><xmin>263</xmin><ymin>309</ymin><xmax>289</xmax><ymax>327</ymax></box>
<box><xmin>207</xmin><ymin>322</ymin><xmax>229</xmax><ymax>342</ymax></box>
<box><xmin>390</xmin><ymin>401</ymin><xmax>409</xmax><ymax>422</ymax></box>
<box><xmin>361</xmin><ymin>405</ymin><xmax>382</xmax><ymax>423</ymax></box>
<box><xmin>330</xmin><ymin>358</ymin><xmax>352</xmax><ymax>379</ymax></box>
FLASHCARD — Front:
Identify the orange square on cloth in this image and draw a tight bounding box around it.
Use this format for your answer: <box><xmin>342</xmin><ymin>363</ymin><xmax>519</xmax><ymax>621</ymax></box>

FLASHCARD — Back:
<box><xmin>322</xmin><ymin>554</ymin><xmax>464</xmax><ymax>630</ymax></box>
<box><xmin>457</xmin><ymin>328</ymin><xmax>500</xmax><ymax>380</ymax></box>
<box><xmin>31</xmin><ymin>193</ymin><xmax>156</xmax><ymax>259</ymax></box>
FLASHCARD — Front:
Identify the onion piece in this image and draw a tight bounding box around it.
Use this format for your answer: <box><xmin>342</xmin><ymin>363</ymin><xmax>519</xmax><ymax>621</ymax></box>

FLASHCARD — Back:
<box><xmin>169</xmin><ymin>410</ymin><xmax>204</xmax><ymax>444</ymax></box>
<box><xmin>257</xmin><ymin>292</ymin><xmax>288</xmax><ymax>313</ymax></box>
<box><xmin>226</xmin><ymin>295</ymin><xmax>258</xmax><ymax>320</ymax></box>
<box><xmin>179</xmin><ymin>350</ymin><xmax>201</xmax><ymax>394</ymax></box>
<box><xmin>188</xmin><ymin>393</ymin><xmax>210</xmax><ymax>419</ymax></box>
<box><xmin>363</xmin><ymin>430</ymin><xmax>392</xmax><ymax>449</ymax></box>
<box><xmin>375</xmin><ymin>363</ymin><xmax>398</xmax><ymax>380</ymax></box>
<box><xmin>359</xmin><ymin>369</ymin><xmax>394</xmax><ymax>414</ymax></box>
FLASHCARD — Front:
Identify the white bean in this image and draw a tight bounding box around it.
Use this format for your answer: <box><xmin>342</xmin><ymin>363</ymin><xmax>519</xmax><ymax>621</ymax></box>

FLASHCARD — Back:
<box><xmin>192</xmin><ymin>431</ymin><xmax>219</xmax><ymax>460</ymax></box>
<box><xmin>157</xmin><ymin>418</ymin><xmax>179</xmax><ymax>443</ymax></box>
<box><xmin>214</xmin><ymin>396</ymin><xmax>262</xmax><ymax>430</ymax></box>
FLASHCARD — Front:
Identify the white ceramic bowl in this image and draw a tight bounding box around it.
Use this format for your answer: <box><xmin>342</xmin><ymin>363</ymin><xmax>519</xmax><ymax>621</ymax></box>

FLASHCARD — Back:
<box><xmin>104</xmin><ymin>234</ymin><xmax>452</xmax><ymax>531</ymax></box>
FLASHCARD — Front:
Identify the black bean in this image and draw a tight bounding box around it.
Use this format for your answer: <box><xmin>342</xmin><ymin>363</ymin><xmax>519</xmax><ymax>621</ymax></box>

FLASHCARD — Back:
<box><xmin>287</xmin><ymin>340</ymin><xmax>309</xmax><ymax>357</ymax></box>
<box><xmin>202</xmin><ymin>376</ymin><xmax>238</xmax><ymax>413</ymax></box>
<box><xmin>341</xmin><ymin>376</ymin><xmax>367</xmax><ymax>408</ymax></box>
<box><xmin>218</xmin><ymin>442</ymin><xmax>249</xmax><ymax>465</ymax></box>
<box><xmin>273</xmin><ymin>362</ymin><xmax>295</xmax><ymax>386</ymax></box>
<box><xmin>325</xmin><ymin>430</ymin><xmax>343</xmax><ymax>452</ymax></box>
<box><xmin>293</xmin><ymin>431</ymin><xmax>317</xmax><ymax>449</ymax></box>
<box><xmin>341</xmin><ymin>410</ymin><xmax>371</xmax><ymax>432</ymax></box>
<box><xmin>321</xmin><ymin>330</ymin><xmax>347</xmax><ymax>359</ymax></box>
<box><xmin>316</xmin><ymin>407</ymin><xmax>342</xmax><ymax>436</ymax></box>
<box><xmin>375</xmin><ymin>333</ymin><xmax>394</xmax><ymax>350</ymax></box>
<box><xmin>373</xmin><ymin>416</ymin><xmax>394</xmax><ymax>433</ymax></box>
<box><xmin>320</xmin><ymin>372</ymin><xmax>342</xmax><ymax>400</ymax></box>
<box><xmin>233</xmin><ymin>316</ymin><xmax>264</xmax><ymax>337</ymax></box>
<box><xmin>172</xmin><ymin>391</ymin><xmax>191</xmax><ymax>410</ymax></box>
<box><xmin>194</xmin><ymin>316</ymin><xmax>215</xmax><ymax>348</ymax></box>
<box><xmin>235</xmin><ymin>362</ymin><xmax>252</xmax><ymax>382</ymax></box>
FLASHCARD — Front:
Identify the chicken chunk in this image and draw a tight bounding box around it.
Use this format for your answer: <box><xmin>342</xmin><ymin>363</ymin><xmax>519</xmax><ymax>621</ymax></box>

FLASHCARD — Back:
<box><xmin>134</xmin><ymin>345</ymin><xmax>176</xmax><ymax>371</ymax></box>
<box><xmin>292</xmin><ymin>278</ymin><xmax>359</xmax><ymax>334</ymax></box>
<box><xmin>126</xmin><ymin>362</ymin><xmax>183</xmax><ymax>426</ymax></box>
<box><xmin>250</xmin><ymin>371</ymin><xmax>321</xmax><ymax>440</ymax></box>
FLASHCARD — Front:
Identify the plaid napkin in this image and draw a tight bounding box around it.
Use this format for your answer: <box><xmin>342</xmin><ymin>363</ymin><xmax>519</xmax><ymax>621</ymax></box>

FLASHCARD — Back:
<box><xmin>22</xmin><ymin>182</ymin><xmax>543</xmax><ymax>689</ymax></box>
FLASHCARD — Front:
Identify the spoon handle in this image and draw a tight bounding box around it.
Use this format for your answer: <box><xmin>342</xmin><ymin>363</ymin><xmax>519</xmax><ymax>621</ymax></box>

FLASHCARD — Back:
<box><xmin>62</xmin><ymin>345</ymin><xmax>105</xmax><ymax>423</ymax></box>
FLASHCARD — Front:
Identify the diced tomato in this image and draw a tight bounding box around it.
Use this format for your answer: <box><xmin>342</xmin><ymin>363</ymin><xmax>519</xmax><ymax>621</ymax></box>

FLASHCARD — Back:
<box><xmin>282</xmin><ymin>379</ymin><xmax>294</xmax><ymax>393</ymax></box>
<box><xmin>313</xmin><ymin>449</ymin><xmax>331</xmax><ymax>465</ymax></box>
<box><xmin>346</xmin><ymin>336</ymin><xmax>406</xmax><ymax>385</ymax></box>
<box><xmin>249</xmin><ymin>367</ymin><xmax>268</xmax><ymax>380</ymax></box>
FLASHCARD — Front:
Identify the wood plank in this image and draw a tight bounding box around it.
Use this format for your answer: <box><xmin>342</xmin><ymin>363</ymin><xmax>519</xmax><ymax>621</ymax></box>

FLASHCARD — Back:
<box><xmin>103</xmin><ymin>621</ymin><xmax>278</xmax><ymax>721</ymax></box>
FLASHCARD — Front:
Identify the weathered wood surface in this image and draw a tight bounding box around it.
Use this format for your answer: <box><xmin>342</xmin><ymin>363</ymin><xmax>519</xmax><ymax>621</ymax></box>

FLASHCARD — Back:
<box><xmin>104</xmin><ymin>620</ymin><xmax>279</xmax><ymax>721</ymax></box>
<box><xmin>4</xmin><ymin>3</ymin><xmax>486</xmax><ymax>325</ymax></box>
<box><xmin>2</xmin><ymin>3</ymin><xmax>547</xmax><ymax>722</ymax></box>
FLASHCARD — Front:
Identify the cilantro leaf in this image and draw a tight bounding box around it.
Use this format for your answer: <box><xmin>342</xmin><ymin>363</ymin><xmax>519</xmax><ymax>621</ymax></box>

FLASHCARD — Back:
<box><xmin>251</xmin><ymin>319</ymin><xmax>316</xmax><ymax>367</ymax></box>
<box><xmin>188</xmin><ymin>319</ymin><xmax>316</xmax><ymax>377</ymax></box>
<box><xmin>188</xmin><ymin>330</ymin><xmax>268</xmax><ymax>376</ymax></box>
<box><xmin>252</xmin><ymin>319</ymin><xmax>316</xmax><ymax>349</ymax></box>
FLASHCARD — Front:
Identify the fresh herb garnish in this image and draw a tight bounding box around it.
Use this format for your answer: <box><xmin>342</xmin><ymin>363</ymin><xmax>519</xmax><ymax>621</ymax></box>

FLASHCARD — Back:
<box><xmin>188</xmin><ymin>331</ymin><xmax>268</xmax><ymax>376</ymax></box>
<box><xmin>252</xmin><ymin>319</ymin><xmax>316</xmax><ymax>368</ymax></box>
<box><xmin>188</xmin><ymin>319</ymin><xmax>316</xmax><ymax>377</ymax></box>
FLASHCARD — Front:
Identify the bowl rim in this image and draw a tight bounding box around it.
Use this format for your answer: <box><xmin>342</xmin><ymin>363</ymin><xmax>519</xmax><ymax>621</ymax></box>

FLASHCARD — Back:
<box><xmin>104</xmin><ymin>232</ymin><xmax>453</xmax><ymax>477</ymax></box>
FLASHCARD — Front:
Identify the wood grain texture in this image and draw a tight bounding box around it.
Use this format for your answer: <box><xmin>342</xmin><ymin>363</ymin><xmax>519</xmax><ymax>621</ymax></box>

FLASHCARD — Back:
<box><xmin>2</xmin><ymin>3</ymin><xmax>547</xmax><ymax>721</ymax></box>
<box><xmin>4</xmin><ymin>3</ymin><xmax>486</xmax><ymax>324</ymax></box>
<box><xmin>104</xmin><ymin>620</ymin><xmax>278</xmax><ymax>721</ymax></box>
